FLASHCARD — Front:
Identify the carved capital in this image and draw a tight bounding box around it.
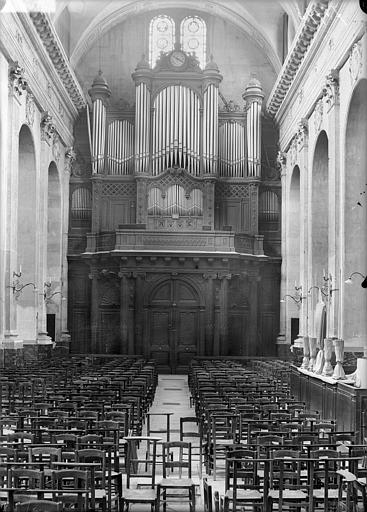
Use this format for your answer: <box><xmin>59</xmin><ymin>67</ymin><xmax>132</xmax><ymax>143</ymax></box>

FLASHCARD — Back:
<box><xmin>9</xmin><ymin>61</ymin><xmax>28</xmax><ymax>97</ymax></box>
<box><xmin>217</xmin><ymin>272</ymin><xmax>232</xmax><ymax>281</ymax></box>
<box><xmin>64</xmin><ymin>147</ymin><xmax>76</xmax><ymax>174</ymax></box>
<box><xmin>296</xmin><ymin>118</ymin><xmax>308</xmax><ymax>148</ymax></box>
<box><xmin>323</xmin><ymin>69</ymin><xmax>339</xmax><ymax>108</ymax></box>
<box><xmin>40</xmin><ymin>111</ymin><xmax>56</xmax><ymax>143</ymax></box>
<box><xmin>203</xmin><ymin>273</ymin><xmax>217</xmax><ymax>280</ymax></box>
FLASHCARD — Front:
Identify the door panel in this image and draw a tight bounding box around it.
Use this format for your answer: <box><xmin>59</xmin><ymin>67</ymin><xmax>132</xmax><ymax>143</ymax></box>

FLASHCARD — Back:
<box><xmin>150</xmin><ymin>310</ymin><xmax>171</xmax><ymax>368</ymax></box>
<box><xmin>176</xmin><ymin>309</ymin><xmax>198</xmax><ymax>369</ymax></box>
<box><xmin>148</xmin><ymin>279</ymin><xmax>200</xmax><ymax>372</ymax></box>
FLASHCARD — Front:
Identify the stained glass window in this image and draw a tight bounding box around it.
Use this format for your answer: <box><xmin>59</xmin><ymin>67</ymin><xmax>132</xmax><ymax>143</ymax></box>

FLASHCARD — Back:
<box><xmin>149</xmin><ymin>15</ymin><xmax>175</xmax><ymax>68</ymax></box>
<box><xmin>180</xmin><ymin>16</ymin><xmax>206</xmax><ymax>68</ymax></box>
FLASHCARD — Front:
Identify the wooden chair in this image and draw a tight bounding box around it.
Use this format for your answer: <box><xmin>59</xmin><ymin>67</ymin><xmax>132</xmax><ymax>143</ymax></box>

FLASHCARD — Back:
<box><xmin>180</xmin><ymin>416</ymin><xmax>203</xmax><ymax>473</ymax></box>
<box><xmin>121</xmin><ymin>436</ymin><xmax>160</xmax><ymax>512</ymax></box>
<box><xmin>309</xmin><ymin>449</ymin><xmax>344</xmax><ymax>512</ymax></box>
<box><xmin>267</xmin><ymin>450</ymin><xmax>309</xmax><ymax>511</ymax></box>
<box><xmin>9</xmin><ymin>468</ymin><xmax>45</xmax><ymax>506</ymax></box>
<box><xmin>51</xmin><ymin>468</ymin><xmax>91</xmax><ymax>511</ymax></box>
<box><xmin>223</xmin><ymin>450</ymin><xmax>263</xmax><ymax>512</ymax></box>
<box><xmin>203</xmin><ymin>477</ymin><xmax>213</xmax><ymax>512</ymax></box>
<box><xmin>15</xmin><ymin>500</ymin><xmax>63</xmax><ymax>511</ymax></box>
<box><xmin>157</xmin><ymin>441</ymin><xmax>196</xmax><ymax>512</ymax></box>
<box><xmin>206</xmin><ymin>410</ymin><xmax>238</xmax><ymax>480</ymax></box>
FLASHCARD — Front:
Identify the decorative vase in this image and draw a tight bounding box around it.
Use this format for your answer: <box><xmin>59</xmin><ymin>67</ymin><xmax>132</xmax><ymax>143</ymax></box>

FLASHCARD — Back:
<box><xmin>322</xmin><ymin>338</ymin><xmax>334</xmax><ymax>376</ymax></box>
<box><xmin>314</xmin><ymin>338</ymin><xmax>324</xmax><ymax>375</ymax></box>
<box><xmin>308</xmin><ymin>337</ymin><xmax>317</xmax><ymax>372</ymax></box>
<box><xmin>332</xmin><ymin>338</ymin><xmax>346</xmax><ymax>380</ymax></box>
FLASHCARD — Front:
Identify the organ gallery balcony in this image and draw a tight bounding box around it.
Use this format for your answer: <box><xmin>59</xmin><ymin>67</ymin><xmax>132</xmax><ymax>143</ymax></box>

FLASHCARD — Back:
<box><xmin>82</xmin><ymin>228</ymin><xmax>264</xmax><ymax>255</ymax></box>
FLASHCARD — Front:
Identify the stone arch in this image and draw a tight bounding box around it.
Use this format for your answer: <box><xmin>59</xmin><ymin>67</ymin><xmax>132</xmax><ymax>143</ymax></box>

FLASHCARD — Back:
<box><xmin>17</xmin><ymin>124</ymin><xmax>37</xmax><ymax>341</ymax></box>
<box><xmin>343</xmin><ymin>78</ymin><xmax>367</xmax><ymax>349</ymax></box>
<box><xmin>311</xmin><ymin>130</ymin><xmax>329</xmax><ymax>287</ymax></box>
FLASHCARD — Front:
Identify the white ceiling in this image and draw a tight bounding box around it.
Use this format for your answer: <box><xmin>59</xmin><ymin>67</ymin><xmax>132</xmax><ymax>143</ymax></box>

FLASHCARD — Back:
<box><xmin>52</xmin><ymin>0</ymin><xmax>305</xmax><ymax>72</ymax></box>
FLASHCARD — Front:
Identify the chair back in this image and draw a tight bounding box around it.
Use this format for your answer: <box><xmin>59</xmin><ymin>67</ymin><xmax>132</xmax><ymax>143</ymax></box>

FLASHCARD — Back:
<box><xmin>162</xmin><ymin>441</ymin><xmax>192</xmax><ymax>479</ymax></box>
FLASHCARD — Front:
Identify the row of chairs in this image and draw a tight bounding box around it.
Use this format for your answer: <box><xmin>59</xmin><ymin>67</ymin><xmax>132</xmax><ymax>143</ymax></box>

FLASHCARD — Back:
<box><xmin>189</xmin><ymin>359</ymin><xmax>367</xmax><ymax>511</ymax></box>
<box><xmin>0</xmin><ymin>355</ymin><xmax>159</xmax><ymax>511</ymax></box>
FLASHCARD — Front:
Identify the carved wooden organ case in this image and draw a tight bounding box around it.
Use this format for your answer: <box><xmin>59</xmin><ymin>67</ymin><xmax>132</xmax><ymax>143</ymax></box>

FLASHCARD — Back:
<box><xmin>68</xmin><ymin>47</ymin><xmax>280</xmax><ymax>365</ymax></box>
<box><xmin>86</xmin><ymin>48</ymin><xmax>265</xmax><ymax>237</ymax></box>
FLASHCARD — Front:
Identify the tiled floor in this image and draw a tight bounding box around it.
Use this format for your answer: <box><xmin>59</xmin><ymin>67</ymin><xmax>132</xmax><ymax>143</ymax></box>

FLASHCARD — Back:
<box><xmin>121</xmin><ymin>374</ymin><xmax>226</xmax><ymax>511</ymax></box>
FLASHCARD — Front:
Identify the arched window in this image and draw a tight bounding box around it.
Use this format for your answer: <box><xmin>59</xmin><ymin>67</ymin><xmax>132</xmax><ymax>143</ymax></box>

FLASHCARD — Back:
<box><xmin>149</xmin><ymin>15</ymin><xmax>175</xmax><ymax>67</ymax></box>
<box><xmin>180</xmin><ymin>16</ymin><xmax>206</xmax><ymax>68</ymax></box>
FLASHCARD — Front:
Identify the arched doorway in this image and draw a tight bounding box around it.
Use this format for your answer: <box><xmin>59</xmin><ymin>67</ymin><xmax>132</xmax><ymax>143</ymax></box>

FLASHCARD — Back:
<box><xmin>147</xmin><ymin>278</ymin><xmax>200</xmax><ymax>373</ymax></box>
<box><xmin>17</xmin><ymin>125</ymin><xmax>37</xmax><ymax>341</ymax></box>
<box><xmin>344</xmin><ymin>79</ymin><xmax>367</xmax><ymax>349</ymax></box>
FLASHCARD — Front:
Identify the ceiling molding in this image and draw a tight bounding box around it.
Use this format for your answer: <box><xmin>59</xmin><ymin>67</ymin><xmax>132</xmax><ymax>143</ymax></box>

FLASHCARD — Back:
<box><xmin>70</xmin><ymin>0</ymin><xmax>282</xmax><ymax>73</ymax></box>
<box><xmin>30</xmin><ymin>11</ymin><xmax>87</xmax><ymax>111</ymax></box>
<box><xmin>266</xmin><ymin>0</ymin><xmax>329</xmax><ymax>118</ymax></box>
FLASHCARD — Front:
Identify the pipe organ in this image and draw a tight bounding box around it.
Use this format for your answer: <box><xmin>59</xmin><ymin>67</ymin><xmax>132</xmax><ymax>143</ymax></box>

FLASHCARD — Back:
<box><xmin>87</xmin><ymin>50</ymin><xmax>265</xmax><ymax>232</ymax></box>
<box><xmin>69</xmin><ymin>47</ymin><xmax>280</xmax><ymax>367</ymax></box>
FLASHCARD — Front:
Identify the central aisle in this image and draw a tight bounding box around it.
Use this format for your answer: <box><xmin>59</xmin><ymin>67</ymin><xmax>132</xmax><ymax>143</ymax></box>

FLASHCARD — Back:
<box><xmin>142</xmin><ymin>374</ymin><xmax>204</xmax><ymax>511</ymax></box>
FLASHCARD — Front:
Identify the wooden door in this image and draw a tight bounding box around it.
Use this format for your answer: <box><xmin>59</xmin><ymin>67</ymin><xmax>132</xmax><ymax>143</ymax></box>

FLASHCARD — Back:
<box><xmin>148</xmin><ymin>279</ymin><xmax>200</xmax><ymax>373</ymax></box>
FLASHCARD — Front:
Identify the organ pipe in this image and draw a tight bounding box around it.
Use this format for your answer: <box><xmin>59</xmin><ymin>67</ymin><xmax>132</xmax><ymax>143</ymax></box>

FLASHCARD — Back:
<box><xmin>243</xmin><ymin>76</ymin><xmax>264</xmax><ymax>177</ymax></box>
<box><xmin>135</xmin><ymin>82</ymin><xmax>151</xmax><ymax>173</ymax></box>
<box><xmin>218</xmin><ymin>121</ymin><xmax>246</xmax><ymax>177</ymax></box>
<box><xmin>151</xmin><ymin>85</ymin><xmax>201</xmax><ymax>175</ymax></box>
<box><xmin>88</xmin><ymin>71</ymin><xmax>111</xmax><ymax>174</ymax></box>
<box><xmin>107</xmin><ymin>120</ymin><xmax>134</xmax><ymax>175</ymax></box>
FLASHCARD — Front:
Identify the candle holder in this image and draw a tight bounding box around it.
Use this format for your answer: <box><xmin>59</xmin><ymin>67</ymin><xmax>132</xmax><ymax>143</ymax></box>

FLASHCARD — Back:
<box><xmin>7</xmin><ymin>271</ymin><xmax>37</xmax><ymax>300</ymax></box>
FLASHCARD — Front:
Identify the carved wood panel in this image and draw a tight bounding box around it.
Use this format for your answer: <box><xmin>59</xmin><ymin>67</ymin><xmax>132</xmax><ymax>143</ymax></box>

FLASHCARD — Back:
<box><xmin>147</xmin><ymin>278</ymin><xmax>200</xmax><ymax>371</ymax></box>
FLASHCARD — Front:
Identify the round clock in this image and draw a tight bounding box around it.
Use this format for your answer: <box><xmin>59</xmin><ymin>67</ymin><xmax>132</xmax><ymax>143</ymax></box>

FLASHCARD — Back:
<box><xmin>169</xmin><ymin>50</ymin><xmax>186</xmax><ymax>68</ymax></box>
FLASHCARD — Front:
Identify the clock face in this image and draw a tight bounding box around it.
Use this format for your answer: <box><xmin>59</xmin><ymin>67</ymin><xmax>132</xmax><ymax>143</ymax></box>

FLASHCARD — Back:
<box><xmin>169</xmin><ymin>51</ymin><xmax>186</xmax><ymax>68</ymax></box>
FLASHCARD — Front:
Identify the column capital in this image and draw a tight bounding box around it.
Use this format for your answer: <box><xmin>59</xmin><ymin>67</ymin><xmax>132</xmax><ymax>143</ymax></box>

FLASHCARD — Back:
<box><xmin>323</xmin><ymin>68</ymin><xmax>339</xmax><ymax>110</ymax></box>
<box><xmin>8</xmin><ymin>61</ymin><xmax>28</xmax><ymax>97</ymax></box>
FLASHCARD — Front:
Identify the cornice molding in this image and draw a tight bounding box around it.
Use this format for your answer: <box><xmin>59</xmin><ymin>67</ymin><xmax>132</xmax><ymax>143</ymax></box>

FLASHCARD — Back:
<box><xmin>29</xmin><ymin>12</ymin><xmax>86</xmax><ymax>111</ymax></box>
<box><xmin>266</xmin><ymin>0</ymin><xmax>329</xmax><ymax>118</ymax></box>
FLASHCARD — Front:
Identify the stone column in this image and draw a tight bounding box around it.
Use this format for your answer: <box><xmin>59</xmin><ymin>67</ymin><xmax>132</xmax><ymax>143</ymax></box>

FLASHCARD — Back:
<box><xmin>248</xmin><ymin>271</ymin><xmax>260</xmax><ymax>355</ymax></box>
<box><xmin>324</xmin><ymin>70</ymin><xmax>340</xmax><ymax>342</ymax></box>
<box><xmin>203</xmin><ymin>273</ymin><xmax>216</xmax><ymax>355</ymax></box>
<box><xmin>2</xmin><ymin>61</ymin><xmax>27</xmax><ymax>352</ymax></box>
<box><xmin>218</xmin><ymin>273</ymin><xmax>231</xmax><ymax>355</ymax></box>
<box><xmin>276</xmin><ymin>152</ymin><xmax>287</xmax><ymax>349</ymax></box>
<box><xmin>88</xmin><ymin>268</ymin><xmax>100</xmax><ymax>353</ymax></box>
<box><xmin>133</xmin><ymin>272</ymin><xmax>146</xmax><ymax>355</ymax></box>
<box><xmin>119</xmin><ymin>271</ymin><xmax>131</xmax><ymax>354</ymax></box>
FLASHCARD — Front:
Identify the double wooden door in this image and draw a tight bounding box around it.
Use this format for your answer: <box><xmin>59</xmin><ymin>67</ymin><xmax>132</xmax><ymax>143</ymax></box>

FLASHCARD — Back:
<box><xmin>148</xmin><ymin>279</ymin><xmax>200</xmax><ymax>373</ymax></box>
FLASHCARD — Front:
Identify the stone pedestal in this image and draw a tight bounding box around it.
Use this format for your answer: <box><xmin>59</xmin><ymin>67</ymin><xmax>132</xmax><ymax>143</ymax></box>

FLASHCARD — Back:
<box><xmin>301</xmin><ymin>337</ymin><xmax>310</xmax><ymax>369</ymax></box>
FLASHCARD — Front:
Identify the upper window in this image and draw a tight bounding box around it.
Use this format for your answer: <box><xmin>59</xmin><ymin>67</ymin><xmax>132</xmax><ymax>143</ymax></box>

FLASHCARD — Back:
<box><xmin>149</xmin><ymin>15</ymin><xmax>175</xmax><ymax>68</ymax></box>
<box><xmin>180</xmin><ymin>16</ymin><xmax>206</xmax><ymax>68</ymax></box>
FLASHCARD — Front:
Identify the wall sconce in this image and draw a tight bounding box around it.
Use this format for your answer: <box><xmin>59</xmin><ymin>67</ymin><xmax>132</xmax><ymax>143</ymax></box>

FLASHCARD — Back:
<box><xmin>345</xmin><ymin>272</ymin><xmax>367</xmax><ymax>288</ymax></box>
<box><xmin>322</xmin><ymin>272</ymin><xmax>339</xmax><ymax>298</ymax></box>
<box><xmin>44</xmin><ymin>281</ymin><xmax>62</xmax><ymax>302</ymax></box>
<box><xmin>7</xmin><ymin>271</ymin><xmax>37</xmax><ymax>300</ymax></box>
<box><xmin>280</xmin><ymin>294</ymin><xmax>306</xmax><ymax>308</ymax></box>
